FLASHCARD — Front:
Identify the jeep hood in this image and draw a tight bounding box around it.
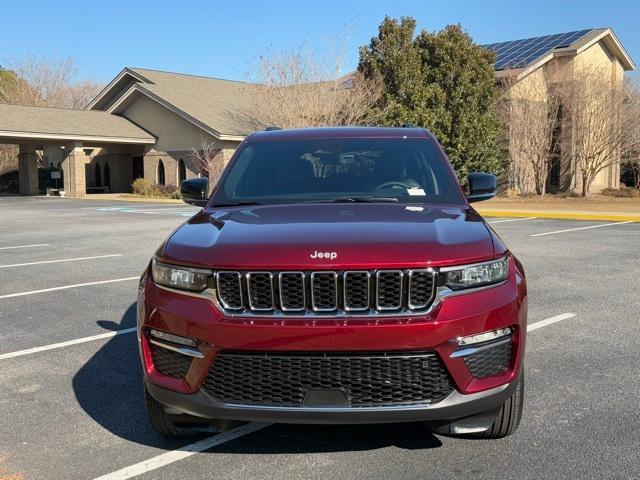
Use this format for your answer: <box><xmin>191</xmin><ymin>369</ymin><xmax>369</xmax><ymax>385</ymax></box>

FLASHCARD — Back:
<box><xmin>159</xmin><ymin>204</ymin><xmax>497</xmax><ymax>269</ymax></box>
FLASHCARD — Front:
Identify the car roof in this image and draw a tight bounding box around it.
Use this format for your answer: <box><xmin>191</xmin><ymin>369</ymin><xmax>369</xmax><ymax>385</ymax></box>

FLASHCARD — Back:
<box><xmin>247</xmin><ymin>126</ymin><xmax>433</xmax><ymax>142</ymax></box>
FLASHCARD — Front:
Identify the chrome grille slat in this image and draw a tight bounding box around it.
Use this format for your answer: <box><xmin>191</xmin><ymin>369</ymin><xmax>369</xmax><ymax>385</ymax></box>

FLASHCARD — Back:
<box><xmin>375</xmin><ymin>270</ymin><xmax>403</xmax><ymax>311</ymax></box>
<box><xmin>246</xmin><ymin>272</ymin><xmax>275</xmax><ymax>311</ymax></box>
<box><xmin>310</xmin><ymin>271</ymin><xmax>338</xmax><ymax>312</ymax></box>
<box><xmin>278</xmin><ymin>272</ymin><xmax>306</xmax><ymax>311</ymax></box>
<box><xmin>214</xmin><ymin>269</ymin><xmax>436</xmax><ymax>316</ymax></box>
<box><xmin>343</xmin><ymin>271</ymin><xmax>370</xmax><ymax>312</ymax></box>
<box><xmin>216</xmin><ymin>271</ymin><xmax>243</xmax><ymax>310</ymax></box>
<box><xmin>408</xmin><ymin>269</ymin><xmax>436</xmax><ymax>310</ymax></box>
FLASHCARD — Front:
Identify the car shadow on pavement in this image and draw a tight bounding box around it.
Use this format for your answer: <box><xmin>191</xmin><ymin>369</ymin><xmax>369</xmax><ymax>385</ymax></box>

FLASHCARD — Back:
<box><xmin>73</xmin><ymin>302</ymin><xmax>443</xmax><ymax>453</ymax></box>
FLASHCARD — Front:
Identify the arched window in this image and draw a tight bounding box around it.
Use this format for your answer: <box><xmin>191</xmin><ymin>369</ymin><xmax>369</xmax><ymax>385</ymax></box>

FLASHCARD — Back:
<box><xmin>103</xmin><ymin>162</ymin><xmax>111</xmax><ymax>190</ymax></box>
<box><xmin>95</xmin><ymin>163</ymin><xmax>102</xmax><ymax>187</ymax></box>
<box><xmin>178</xmin><ymin>158</ymin><xmax>187</xmax><ymax>184</ymax></box>
<box><xmin>157</xmin><ymin>159</ymin><xmax>166</xmax><ymax>185</ymax></box>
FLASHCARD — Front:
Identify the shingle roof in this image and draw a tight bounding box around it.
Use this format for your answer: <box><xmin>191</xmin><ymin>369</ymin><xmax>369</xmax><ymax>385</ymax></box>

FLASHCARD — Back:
<box><xmin>128</xmin><ymin>68</ymin><xmax>266</xmax><ymax>137</ymax></box>
<box><xmin>0</xmin><ymin>102</ymin><xmax>155</xmax><ymax>143</ymax></box>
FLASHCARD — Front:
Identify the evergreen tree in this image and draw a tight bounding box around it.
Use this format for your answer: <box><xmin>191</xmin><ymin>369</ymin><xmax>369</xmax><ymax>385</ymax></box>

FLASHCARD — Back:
<box><xmin>359</xmin><ymin>17</ymin><xmax>504</xmax><ymax>179</ymax></box>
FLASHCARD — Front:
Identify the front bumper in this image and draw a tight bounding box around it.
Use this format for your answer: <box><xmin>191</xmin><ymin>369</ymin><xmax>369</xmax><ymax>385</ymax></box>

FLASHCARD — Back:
<box><xmin>145</xmin><ymin>376</ymin><xmax>518</xmax><ymax>424</ymax></box>
<box><xmin>138</xmin><ymin>259</ymin><xmax>527</xmax><ymax>423</ymax></box>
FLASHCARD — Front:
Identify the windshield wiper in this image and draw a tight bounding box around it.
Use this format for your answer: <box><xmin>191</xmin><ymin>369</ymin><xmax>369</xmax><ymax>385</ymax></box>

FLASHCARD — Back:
<box><xmin>212</xmin><ymin>201</ymin><xmax>263</xmax><ymax>207</ymax></box>
<box><xmin>309</xmin><ymin>197</ymin><xmax>399</xmax><ymax>203</ymax></box>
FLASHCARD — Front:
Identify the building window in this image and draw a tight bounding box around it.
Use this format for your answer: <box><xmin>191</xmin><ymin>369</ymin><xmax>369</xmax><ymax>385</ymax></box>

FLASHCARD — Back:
<box><xmin>95</xmin><ymin>163</ymin><xmax>102</xmax><ymax>187</ymax></box>
<box><xmin>157</xmin><ymin>159</ymin><xmax>166</xmax><ymax>185</ymax></box>
<box><xmin>104</xmin><ymin>162</ymin><xmax>111</xmax><ymax>190</ymax></box>
<box><xmin>178</xmin><ymin>159</ymin><xmax>187</xmax><ymax>184</ymax></box>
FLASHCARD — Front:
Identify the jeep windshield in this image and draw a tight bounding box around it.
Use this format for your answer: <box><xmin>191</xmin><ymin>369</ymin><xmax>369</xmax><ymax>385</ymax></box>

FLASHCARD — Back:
<box><xmin>211</xmin><ymin>138</ymin><xmax>465</xmax><ymax>206</ymax></box>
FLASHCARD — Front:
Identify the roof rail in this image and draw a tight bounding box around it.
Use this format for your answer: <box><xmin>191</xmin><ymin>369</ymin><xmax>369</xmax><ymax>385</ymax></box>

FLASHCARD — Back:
<box><xmin>264</xmin><ymin>126</ymin><xmax>281</xmax><ymax>131</ymax></box>
<box><xmin>401</xmin><ymin>123</ymin><xmax>417</xmax><ymax>128</ymax></box>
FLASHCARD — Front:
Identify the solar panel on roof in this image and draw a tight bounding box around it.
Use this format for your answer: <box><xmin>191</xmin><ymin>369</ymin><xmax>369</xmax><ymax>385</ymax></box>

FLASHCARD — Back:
<box><xmin>483</xmin><ymin>29</ymin><xmax>593</xmax><ymax>70</ymax></box>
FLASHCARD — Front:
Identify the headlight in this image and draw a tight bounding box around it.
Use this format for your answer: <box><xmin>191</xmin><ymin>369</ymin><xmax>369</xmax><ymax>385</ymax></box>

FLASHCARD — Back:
<box><xmin>151</xmin><ymin>259</ymin><xmax>211</xmax><ymax>292</ymax></box>
<box><xmin>441</xmin><ymin>256</ymin><xmax>509</xmax><ymax>290</ymax></box>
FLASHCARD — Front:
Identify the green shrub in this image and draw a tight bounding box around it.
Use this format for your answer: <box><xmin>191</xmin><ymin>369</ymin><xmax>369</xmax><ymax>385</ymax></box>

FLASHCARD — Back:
<box><xmin>600</xmin><ymin>187</ymin><xmax>640</xmax><ymax>198</ymax></box>
<box><xmin>132</xmin><ymin>178</ymin><xmax>154</xmax><ymax>195</ymax></box>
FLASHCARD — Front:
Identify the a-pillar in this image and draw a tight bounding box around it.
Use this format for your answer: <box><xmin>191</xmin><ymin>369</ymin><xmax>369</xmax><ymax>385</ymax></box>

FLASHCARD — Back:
<box><xmin>18</xmin><ymin>143</ymin><xmax>39</xmax><ymax>195</ymax></box>
<box><xmin>62</xmin><ymin>142</ymin><xmax>90</xmax><ymax>197</ymax></box>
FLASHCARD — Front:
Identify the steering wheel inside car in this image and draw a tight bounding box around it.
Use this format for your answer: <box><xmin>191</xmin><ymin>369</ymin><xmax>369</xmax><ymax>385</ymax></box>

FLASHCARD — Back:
<box><xmin>374</xmin><ymin>181</ymin><xmax>412</xmax><ymax>191</ymax></box>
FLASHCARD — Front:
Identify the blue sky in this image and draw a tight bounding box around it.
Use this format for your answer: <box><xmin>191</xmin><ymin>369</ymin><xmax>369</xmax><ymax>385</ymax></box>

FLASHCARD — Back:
<box><xmin>1</xmin><ymin>0</ymin><xmax>638</xmax><ymax>82</ymax></box>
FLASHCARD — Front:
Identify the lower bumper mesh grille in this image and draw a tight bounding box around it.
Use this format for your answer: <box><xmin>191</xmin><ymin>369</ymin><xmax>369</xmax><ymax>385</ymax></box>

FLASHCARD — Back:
<box><xmin>150</xmin><ymin>343</ymin><xmax>192</xmax><ymax>378</ymax></box>
<box><xmin>203</xmin><ymin>351</ymin><xmax>454</xmax><ymax>407</ymax></box>
<box><xmin>464</xmin><ymin>340</ymin><xmax>512</xmax><ymax>378</ymax></box>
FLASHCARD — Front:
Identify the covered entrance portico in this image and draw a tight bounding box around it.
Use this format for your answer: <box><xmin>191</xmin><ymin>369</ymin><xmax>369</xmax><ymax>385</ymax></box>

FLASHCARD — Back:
<box><xmin>0</xmin><ymin>103</ymin><xmax>155</xmax><ymax>197</ymax></box>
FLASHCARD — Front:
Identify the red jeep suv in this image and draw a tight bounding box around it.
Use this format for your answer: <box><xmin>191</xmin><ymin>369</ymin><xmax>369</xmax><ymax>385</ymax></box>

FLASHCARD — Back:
<box><xmin>138</xmin><ymin>127</ymin><xmax>527</xmax><ymax>439</ymax></box>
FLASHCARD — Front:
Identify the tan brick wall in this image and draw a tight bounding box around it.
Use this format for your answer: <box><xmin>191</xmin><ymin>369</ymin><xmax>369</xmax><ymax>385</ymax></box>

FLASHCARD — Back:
<box><xmin>142</xmin><ymin>146</ymin><xmax>239</xmax><ymax>188</ymax></box>
<box><xmin>62</xmin><ymin>144</ymin><xmax>90</xmax><ymax>197</ymax></box>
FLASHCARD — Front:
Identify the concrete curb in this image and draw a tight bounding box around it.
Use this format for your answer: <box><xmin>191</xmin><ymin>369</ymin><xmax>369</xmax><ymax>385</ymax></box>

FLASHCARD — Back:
<box><xmin>476</xmin><ymin>209</ymin><xmax>640</xmax><ymax>222</ymax></box>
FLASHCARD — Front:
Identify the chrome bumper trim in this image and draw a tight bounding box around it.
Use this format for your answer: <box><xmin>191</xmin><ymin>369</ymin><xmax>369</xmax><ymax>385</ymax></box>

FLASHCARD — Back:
<box><xmin>450</xmin><ymin>337</ymin><xmax>512</xmax><ymax>358</ymax></box>
<box><xmin>149</xmin><ymin>338</ymin><xmax>204</xmax><ymax>359</ymax></box>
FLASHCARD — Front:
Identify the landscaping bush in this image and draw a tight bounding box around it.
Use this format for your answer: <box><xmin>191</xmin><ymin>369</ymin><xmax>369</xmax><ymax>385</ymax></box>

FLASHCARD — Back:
<box><xmin>155</xmin><ymin>184</ymin><xmax>178</xmax><ymax>197</ymax></box>
<box><xmin>132</xmin><ymin>178</ymin><xmax>154</xmax><ymax>195</ymax></box>
<box><xmin>131</xmin><ymin>178</ymin><xmax>180</xmax><ymax>198</ymax></box>
<box><xmin>600</xmin><ymin>187</ymin><xmax>640</xmax><ymax>198</ymax></box>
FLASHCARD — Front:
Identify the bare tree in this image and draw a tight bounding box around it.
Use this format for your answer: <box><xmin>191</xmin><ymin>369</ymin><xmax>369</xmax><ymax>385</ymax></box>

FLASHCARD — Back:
<box><xmin>0</xmin><ymin>53</ymin><xmax>102</xmax><ymax>109</ymax></box>
<box><xmin>499</xmin><ymin>69</ymin><xmax>562</xmax><ymax>195</ymax></box>
<box><xmin>622</xmin><ymin>80</ymin><xmax>640</xmax><ymax>189</ymax></box>
<box><xmin>560</xmin><ymin>66</ymin><xmax>640</xmax><ymax>196</ymax></box>
<box><xmin>0</xmin><ymin>55</ymin><xmax>103</xmax><ymax>180</ymax></box>
<box><xmin>243</xmin><ymin>42</ymin><xmax>382</xmax><ymax>129</ymax></box>
<box><xmin>190</xmin><ymin>137</ymin><xmax>226</xmax><ymax>193</ymax></box>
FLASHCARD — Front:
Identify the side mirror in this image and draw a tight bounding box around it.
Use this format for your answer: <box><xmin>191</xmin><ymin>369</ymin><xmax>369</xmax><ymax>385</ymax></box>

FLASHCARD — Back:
<box><xmin>180</xmin><ymin>178</ymin><xmax>209</xmax><ymax>207</ymax></box>
<box><xmin>466</xmin><ymin>172</ymin><xmax>497</xmax><ymax>203</ymax></box>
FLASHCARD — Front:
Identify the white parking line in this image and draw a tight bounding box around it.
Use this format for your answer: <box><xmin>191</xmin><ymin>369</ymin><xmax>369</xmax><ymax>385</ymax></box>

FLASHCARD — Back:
<box><xmin>0</xmin><ymin>328</ymin><xmax>137</xmax><ymax>361</ymax></box>
<box><xmin>92</xmin><ymin>312</ymin><xmax>578</xmax><ymax>479</ymax></box>
<box><xmin>0</xmin><ymin>254</ymin><xmax>122</xmax><ymax>269</ymax></box>
<box><xmin>93</xmin><ymin>422</ymin><xmax>270</xmax><ymax>480</ymax></box>
<box><xmin>531</xmin><ymin>220</ymin><xmax>634</xmax><ymax>237</ymax></box>
<box><xmin>488</xmin><ymin>217</ymin><xmax>537</xmax><ymax>224</ymax></box>
<box><xmin>0</xmin><ymin>243</ymin><xmax>51</xmax><ymax>250</ymax></box>
<box><xmin>0</xmin><ymin>276</ymin><xmax>139</xmax><ymax>299</ymax></box>
<box><xmin>527</xmin><ymin>313</ymin><xmax>576</xmax><ymax>331</ymax></box>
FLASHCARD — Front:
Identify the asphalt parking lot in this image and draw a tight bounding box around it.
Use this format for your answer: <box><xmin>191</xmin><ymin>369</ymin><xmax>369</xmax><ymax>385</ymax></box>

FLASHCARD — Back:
<box><xmin>0</xmin><ymin>196</ymin><xmax>638</xmax><ymax>480</ymax></box>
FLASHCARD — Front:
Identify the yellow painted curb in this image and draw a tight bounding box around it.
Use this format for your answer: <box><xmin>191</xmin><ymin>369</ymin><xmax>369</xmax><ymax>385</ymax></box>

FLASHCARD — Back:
<box><xmin>476</xmin><ymin>209</ymin><xmax>640</xmax><ymax>222</ymax></box>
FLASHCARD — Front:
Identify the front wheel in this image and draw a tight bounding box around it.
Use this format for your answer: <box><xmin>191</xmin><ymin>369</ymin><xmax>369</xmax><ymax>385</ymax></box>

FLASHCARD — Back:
<box><xmin>144</xmin><ymin>385</ymin><xmax>199</xmax><ymax>437</ymax></box>
<box><xmin>471</xmin><ymin>371</ymin><xmax>524</xmax><ymax>439</ymax></box>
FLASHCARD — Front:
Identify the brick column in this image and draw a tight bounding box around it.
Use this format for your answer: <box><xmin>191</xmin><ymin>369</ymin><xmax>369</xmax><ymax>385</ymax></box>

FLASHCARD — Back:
<box><xmin>62</xmin><ymin>143</ymin><xmax>90</xmax><ymax>197</ymax></box>
<box><xmin>18</xmin><ymin>143</ymin><xmax>39</xmax><ymax>195</ymax></box>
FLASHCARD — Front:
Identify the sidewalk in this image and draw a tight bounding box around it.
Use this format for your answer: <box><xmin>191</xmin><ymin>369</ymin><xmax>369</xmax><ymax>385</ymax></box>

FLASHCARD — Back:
<box><xmin>78</xmin><ymin>193</ymin><xmax>183</xmax><ymax>204</ymax></box>
<box><xmin>476</xmin><ymin>196</ymin><xmax>640</xmax><ymax>222</ymax></box>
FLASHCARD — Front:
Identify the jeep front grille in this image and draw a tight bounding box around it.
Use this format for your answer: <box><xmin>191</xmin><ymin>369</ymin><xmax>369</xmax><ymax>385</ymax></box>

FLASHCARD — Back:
<box><xmin>203</xmin><ymin>351</ymin><xmax>454</xmax><ymax>407</ymax></box>
<box><xmin>215</xmin><ymin>269</ymin><xmax>436</xmax><ymax>316</ymax></box>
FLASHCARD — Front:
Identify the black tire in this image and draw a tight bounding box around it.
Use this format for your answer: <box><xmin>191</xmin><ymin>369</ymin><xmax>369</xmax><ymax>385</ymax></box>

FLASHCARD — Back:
<box><xmin>471</xmin><ymin>371</ymin><xmax>524</xmax><ymax>439</ymax></box>
<box><xmin>144</xmin><ymin>386</ymin><xmax>199</xmax><ymax>437</ymax></box>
